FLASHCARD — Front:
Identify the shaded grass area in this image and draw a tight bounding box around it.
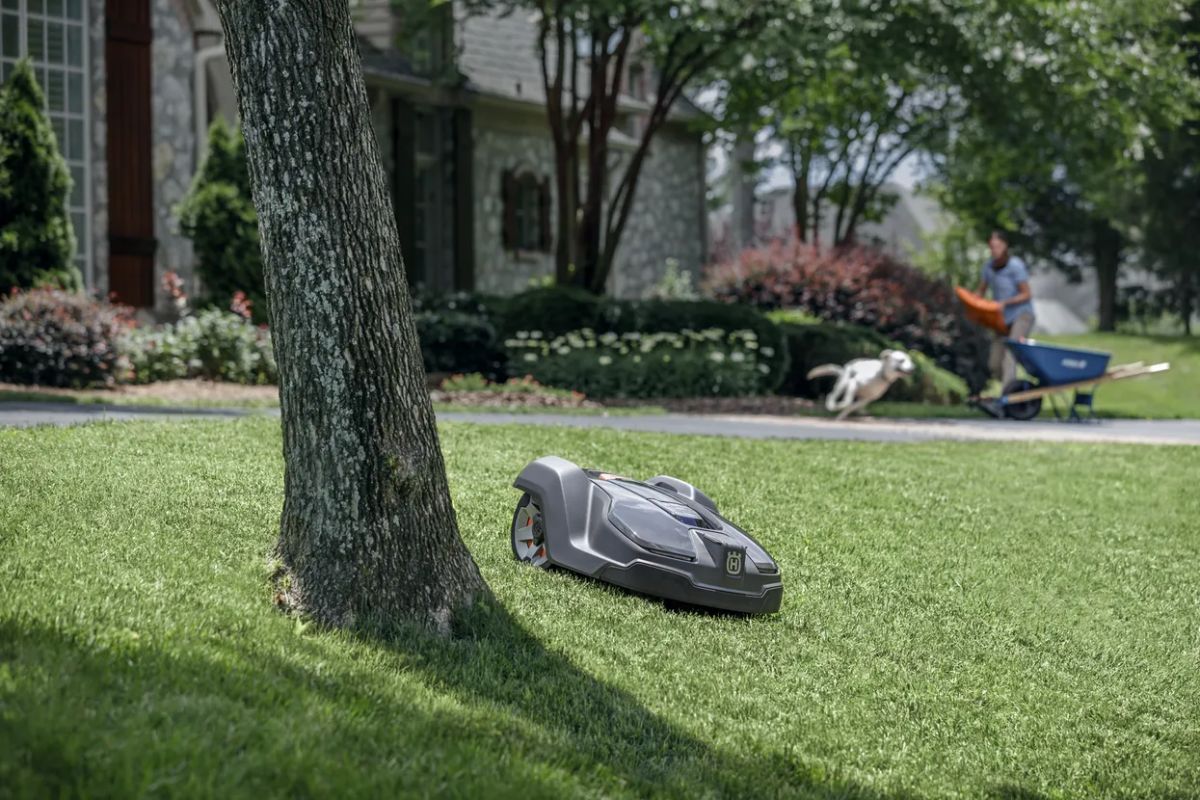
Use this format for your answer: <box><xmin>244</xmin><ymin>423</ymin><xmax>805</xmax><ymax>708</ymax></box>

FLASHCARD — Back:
<box><xmin>1</xmin><ymin>420</ymin><xmax>1198</xmax><ymax>798</ymax></box>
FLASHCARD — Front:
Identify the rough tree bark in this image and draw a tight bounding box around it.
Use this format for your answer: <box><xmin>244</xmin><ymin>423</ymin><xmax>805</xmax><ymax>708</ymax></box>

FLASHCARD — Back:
<box><xmin>215</xmin><ymin>0</ymin><xmax>488</xmax><ymax>632</ymax></box>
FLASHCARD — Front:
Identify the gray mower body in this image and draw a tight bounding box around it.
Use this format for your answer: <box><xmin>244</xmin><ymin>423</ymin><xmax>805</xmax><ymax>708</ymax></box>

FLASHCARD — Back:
<box><xmin>512</xmin><ymin>456</ymin><xmax>783</xmax><ymax>614</ymax></box>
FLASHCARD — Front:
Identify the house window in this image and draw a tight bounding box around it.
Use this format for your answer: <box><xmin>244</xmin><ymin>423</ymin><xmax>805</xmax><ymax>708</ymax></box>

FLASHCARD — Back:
<box><xmin>502</xmin><ymin>170</ymin><xmax>550</xmax><ymax>252</ymax></box>
<box><xmin>0</xmin><ymin>0</ymin><xmax>91</xmax><ymax>284</ymax></box>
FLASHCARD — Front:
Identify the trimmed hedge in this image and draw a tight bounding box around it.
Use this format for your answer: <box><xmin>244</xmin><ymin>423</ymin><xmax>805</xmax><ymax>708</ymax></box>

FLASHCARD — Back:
<box><xmin>506</xmin><ymin>328</ymin><xmax>769</xmax><ymax>399</ymax></box>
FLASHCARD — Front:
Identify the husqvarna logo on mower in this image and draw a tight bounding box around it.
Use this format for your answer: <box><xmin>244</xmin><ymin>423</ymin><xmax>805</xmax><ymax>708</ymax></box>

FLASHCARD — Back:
<box><xmin>725</xmin><ymin>549</ymin><xmax>744</xmax><ymax>576</ymax></box>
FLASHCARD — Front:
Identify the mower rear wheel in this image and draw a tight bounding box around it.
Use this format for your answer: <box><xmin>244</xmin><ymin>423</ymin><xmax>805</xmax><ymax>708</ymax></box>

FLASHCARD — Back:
<box><xmin>511</xmin><ymin>493</ymin><xmax>550</xmax><ymax>568</ymax></box>
<box><xmin>1002</xmin><ymin>379</ymin><xmax>1042</xmax><ymax>421</ymax></box>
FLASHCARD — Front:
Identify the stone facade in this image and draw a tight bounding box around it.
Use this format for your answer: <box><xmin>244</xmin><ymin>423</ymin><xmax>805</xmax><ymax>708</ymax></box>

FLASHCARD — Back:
<box><xmin>613</xmin><ymin>126</ymin><xmax>707</xmax><ymax>297</ymax></box>
<box><xmin>471</xmin><ymin>110</ymin><xmax>556</xmax><ymax>294</ymax></box>
<box><xmin>470</xmin><ymin>108</ymin><xmax>707</xmax><ymax>298</ymax></box>
<box><xmin>150</xmin><ymin>0</ymin><xmax>196</xmax><ymax>310</ymax></box>
<box><xmin>88</xmin><ymin>0</ymin><xmax>108</xmax><ymax>296</ymax></box>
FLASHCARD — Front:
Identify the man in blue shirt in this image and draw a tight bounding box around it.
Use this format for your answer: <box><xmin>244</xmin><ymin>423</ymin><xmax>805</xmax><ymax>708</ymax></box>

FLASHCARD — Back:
<box><xmin>976</xmin><ymin>230</ymin><xmax>1036</xmax><ymax>387</ymax></box>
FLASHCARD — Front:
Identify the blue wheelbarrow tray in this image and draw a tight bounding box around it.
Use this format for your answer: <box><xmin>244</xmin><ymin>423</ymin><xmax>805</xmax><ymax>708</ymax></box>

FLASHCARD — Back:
<box><xmin>974</xmin><ymin>339</ymin><xmax>1170</xmax><ymax>422</ymax></box>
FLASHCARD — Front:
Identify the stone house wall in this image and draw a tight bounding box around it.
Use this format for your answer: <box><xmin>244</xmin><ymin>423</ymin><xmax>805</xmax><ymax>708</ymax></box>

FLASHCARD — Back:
<box><xmin>150</xmin><ymin>0</ymin><xmax>196</xmax><ymax>310</ymax></box>
<box><xmin>612</xmin><ymin>125</ymin><xmax>707</xmax><ymax>297</ymax></box>
<box><xmin>471</xmin><ymin>109</ymin><xmax>557</xmax><ymax>294</ymax></box>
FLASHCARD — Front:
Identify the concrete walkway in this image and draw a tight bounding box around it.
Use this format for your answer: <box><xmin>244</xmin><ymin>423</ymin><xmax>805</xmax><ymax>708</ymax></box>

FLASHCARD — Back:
<box><xmin>1</xmin><ymin>400</ymin><xmax>1198</xmax><ymax>445</ymax></box>
<box><xmin>438</xmin><ymin>411</ymin><xmax>1200</xmax><ymax>446</ymax></box>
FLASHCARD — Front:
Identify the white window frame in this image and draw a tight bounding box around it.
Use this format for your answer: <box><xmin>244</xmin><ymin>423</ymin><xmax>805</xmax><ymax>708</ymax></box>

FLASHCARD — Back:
<box><xmin>0</xmin><ymin>0</ymin><xmax>93</xmax><ymax>288</ymax></box>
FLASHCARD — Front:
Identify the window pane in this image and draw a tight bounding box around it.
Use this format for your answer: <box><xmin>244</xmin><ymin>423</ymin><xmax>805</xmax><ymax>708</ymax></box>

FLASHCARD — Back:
<box><xmin>48</xmin><ymin>0</ymin><xmax>64</xmax><ymax>16</ymax></box>
<box><xmin>67</xmin><ymin>71</ymin><xmax>82</xmax><ymax>113</ymax></box>
<box><xmin>46</xmin><ymin>70</ymin><xmax>65</xmax><ymax>110</ymax></box>
<box><xmin>68</xmin><ymin>118</ymin><xmax>83</xmax><ymax>160</ymax></box>
<box><xmin>47</xmin><ymin>22</ymin><xmax>64</xmax><ymax>64</ymax></box>
<box><xmin>30</xmin><ymin>0</ymin><xmax>44</xmax><ymax>14</ymax></box>
<box><xmin>1</xmin><ymin>14</ymin><xmax>18</xmax><ymax>59</ymax></box>
<box><xmin>71</xmin><ymin>169</ymin><xmax>84</xmax><ymax>207</ymax></box>
<box><xmin>51</xmin><ymin>116</ymin><xmax>65</xmax><ymax>148</ymax></box>
<box><xmin>68</xmin><ymin>0</ymin><xmax>81</xmax><ymax>17</ymax></box>
<box><xmin>28</xmin><ymin>19</ymin><xmax>45</xmax><ymax>60</ymax></box>
<box><xmin>67</xmin><ymin>24</ymin><xmax>81</xmax><ymax>66</ymax></box>
<box><xmin>0</xmin><ymin>0</ymin><xmax>18</xmax><ymax>11</ymax></box>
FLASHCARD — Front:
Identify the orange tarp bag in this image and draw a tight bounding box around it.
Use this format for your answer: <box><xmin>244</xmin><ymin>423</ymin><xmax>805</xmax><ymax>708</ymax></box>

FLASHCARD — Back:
<box><xmin>955</xmin><ymin>287</ymin><xmax>1007</xmax><ymax>334</ymax></box>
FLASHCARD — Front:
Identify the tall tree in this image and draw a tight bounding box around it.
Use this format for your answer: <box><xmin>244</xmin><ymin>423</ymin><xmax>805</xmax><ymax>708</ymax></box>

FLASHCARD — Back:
<box><xmin>1140</xmin><ymin>0</ymin><xmax>1200</xmax><ymax>334</ymax></box>
<box><xmin>526</xmin><ymin>0</ymin><xmax>789</xmax><ymax>292</ymax></box>
<box><xmin>933</xmin><ymin>0</ymin><xmax>1197</xmax><ymax>330</ymax></box>
<box><xmin>214</xmin><ymin>0</ymin><xmax>488</xmax><ymax>632</ymax></box>
<box><xmin>0</xmin><ymin>60</ymin><xmax>80</xmax><ymax>293</ymax></box>
<box><xmin>721</xmin><ymin>0</ymin><xmax>971</xmax><ymax>246</ymax></box>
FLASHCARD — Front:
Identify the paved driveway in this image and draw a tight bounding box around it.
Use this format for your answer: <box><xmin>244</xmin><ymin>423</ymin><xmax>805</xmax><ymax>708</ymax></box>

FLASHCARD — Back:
<box><xmin>2</xmin><ymin>401</ymin><xmax>1198</xmax><ymax>445</ymax></box>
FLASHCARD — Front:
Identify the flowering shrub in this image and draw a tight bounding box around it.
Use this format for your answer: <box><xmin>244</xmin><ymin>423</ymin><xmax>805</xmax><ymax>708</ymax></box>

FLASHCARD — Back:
<box><xmin>506</xmin><ymin>328</ymin><xmax>769</xmax><ymax>398</ymax></box>
<box><xmin>124</xmin><ymin>290</ymin><xmax>276</xmax><ymax>385</ymax></box>
<box><xmin>705</xmin><ymin>240</ymin><xmax>991</xmax><ymax>392</ymax></box>
<box><xmin>0</xmin><ymin>288</ymin><xmax>131</xmax><ymax>387</ymax></box>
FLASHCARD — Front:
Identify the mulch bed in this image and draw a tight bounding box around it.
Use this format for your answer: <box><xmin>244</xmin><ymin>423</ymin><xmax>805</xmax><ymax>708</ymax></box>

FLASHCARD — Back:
<box><xmin>429</xmin><ymin>390</ymin><xmax>602</xmax><ymax>410</ymax></box>
<box><xmin>602</xmin><ymin>396</ymin><xmax>818</xmax><ymax>415</ymax></box>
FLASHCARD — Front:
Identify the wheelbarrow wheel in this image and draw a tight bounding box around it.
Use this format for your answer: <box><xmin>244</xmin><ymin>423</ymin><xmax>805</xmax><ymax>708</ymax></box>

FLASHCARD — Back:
<box><xmin>1002</xmin><ymin>379</ymin><xmax>1042</xmax><ymax>421</ymax></box>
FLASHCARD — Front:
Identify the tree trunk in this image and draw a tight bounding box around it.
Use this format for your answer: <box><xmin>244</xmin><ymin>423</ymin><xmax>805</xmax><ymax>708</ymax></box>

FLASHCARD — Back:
<box><xmin>215</xmin><ymin>0</ymin><xmax>488</xmax><ymax>632</ymax></box>
<box><xmin>730</xmin><ymin>136</ymin><xmax>756</xmax><ymax>252</ymax></box>
<box><xmin>1092</xmin><ymin>220</ymin><xmax>1121</xmax><ymax>333</ymax></box>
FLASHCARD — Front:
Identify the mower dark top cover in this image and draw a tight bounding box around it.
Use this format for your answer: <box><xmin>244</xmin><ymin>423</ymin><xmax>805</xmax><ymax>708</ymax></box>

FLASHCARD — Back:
<box><xmin>511</xmin><ymin>456</ymin><xmax>783</xmax><ymax>614</ymax></box>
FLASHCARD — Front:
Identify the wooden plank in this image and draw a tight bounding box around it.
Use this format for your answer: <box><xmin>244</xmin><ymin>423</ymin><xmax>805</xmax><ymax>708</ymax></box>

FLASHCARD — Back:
<box><xmin>1000</xmin><ymin>363</ymin><xmax>1171</xmax><ymax>404</ymax></box>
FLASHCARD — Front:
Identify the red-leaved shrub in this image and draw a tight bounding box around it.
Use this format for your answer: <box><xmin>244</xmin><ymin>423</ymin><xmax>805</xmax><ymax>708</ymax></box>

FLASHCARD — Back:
<box><xmin>705</xmin><ymin>240</ymin><xmax>991</xmax><ymax>392</ymax></box>
<box><xmin>0</xmin><ymin>288</ymin><xmax>132</xmax><ymax>387</ymax></box>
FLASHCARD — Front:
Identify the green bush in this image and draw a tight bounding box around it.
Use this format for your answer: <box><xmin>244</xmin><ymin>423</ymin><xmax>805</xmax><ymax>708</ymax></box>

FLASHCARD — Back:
<box><xmin>0</xmin><ymin>289</ymin><xmax>129</xmax><ymax>387</ymax></box>
<box><xmin>488</xmin><ymin>287</ymin><xmax>788</xmax><ymax>393</ymax></box>
<box><xmin>773</xmin><ymin>312</ymin><xmax>967</xmax><ymax>404</ymax></box>
<box><xmin>413</xmin><ymin>293</ymin><xmax>506</xmax><ymax>379</ymax></box>
<box><xmin>177</xmin><ymin>119</ymin><xmax>265</xmax><ymax>322</ymax></box>
<box><xmin>0</xmin><ymin>60</ymin><xmax>80</xmax><ymax>293</ymax></box>
<box><xmin>493</xmin><ymin>286</ymin><xmax>603</xmax><ymax>340</ymax></box>
<box><xmin>125</xmin><ymin>308</ymin><xmax>276</xmax><ymax>385</ymax></box>
<box><xmin>602</xmin><ymin>298</ymin><xmax>788</xmax><ymax>393</ymax></box>
<box><xmin>507</xmin><ymin>328</ymin><xmax>768</xmax><ymax>399</ymax></box>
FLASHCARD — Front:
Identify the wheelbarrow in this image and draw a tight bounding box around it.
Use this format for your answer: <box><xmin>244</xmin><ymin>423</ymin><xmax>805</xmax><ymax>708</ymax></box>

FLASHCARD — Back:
<box><xmin>973</xmin><ymin>339</ymin><xmax>1171</xmax><ymax>421</ymax></box>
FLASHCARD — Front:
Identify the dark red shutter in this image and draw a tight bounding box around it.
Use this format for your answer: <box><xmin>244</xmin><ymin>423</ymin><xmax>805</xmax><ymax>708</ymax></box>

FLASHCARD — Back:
<box><xmin>105</xmin><ymin>0</ymin><xmax>155</xmax><ymax>307</ymax></box>
<box><xmin>501</xmin><ymin>170</ymin><xmax>516</xmax><ymax>250</ymax></box>
<box><xmin>538</xmin><ymin>177</ymin><xmax>552</xmax><ymax>252</ymax></box>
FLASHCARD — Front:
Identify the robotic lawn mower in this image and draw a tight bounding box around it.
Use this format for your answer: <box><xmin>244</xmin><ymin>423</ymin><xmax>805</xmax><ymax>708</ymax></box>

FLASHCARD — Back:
<box><xmin>510</xmin><ymin>456</ymin><xmax>783</xmax><ymax>614</ymax></box>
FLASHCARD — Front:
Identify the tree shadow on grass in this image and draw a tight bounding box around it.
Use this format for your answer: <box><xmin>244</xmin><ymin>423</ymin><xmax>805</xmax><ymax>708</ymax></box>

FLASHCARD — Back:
<box><xmin>360</xmin><ymin>599</ymin><xmax>910</xmax><ymax>799</ymax></box>
<box><xmin>1</xmin><ymin>607</ymin><xmax>910</xmax><ymax>799</ymax></box>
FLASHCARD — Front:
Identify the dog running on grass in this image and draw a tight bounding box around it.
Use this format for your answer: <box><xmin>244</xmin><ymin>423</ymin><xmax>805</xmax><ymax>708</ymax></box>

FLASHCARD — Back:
<box><xmin>806</xmin><ymin>349</ymin><xmax>916</xmax><ymax>420</ymax></box>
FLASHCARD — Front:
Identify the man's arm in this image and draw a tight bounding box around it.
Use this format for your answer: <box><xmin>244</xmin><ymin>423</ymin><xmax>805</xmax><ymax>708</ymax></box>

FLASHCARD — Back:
<box><xmin>1001</xmin><ymin>281</ymin><xmax>1032</xmax><ymax>307</ymax></box>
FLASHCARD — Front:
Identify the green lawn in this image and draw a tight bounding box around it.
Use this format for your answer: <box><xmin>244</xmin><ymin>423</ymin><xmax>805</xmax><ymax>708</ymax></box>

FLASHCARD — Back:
<box><xmin>1036</xmin><ymin>332</ymin><xmax>1199</xmax><ymax>419</ymax></box>
<box><xmin>2</xmin><ymin>420</ymin><xmax>1199</xmax><ymax>798</ymax></box>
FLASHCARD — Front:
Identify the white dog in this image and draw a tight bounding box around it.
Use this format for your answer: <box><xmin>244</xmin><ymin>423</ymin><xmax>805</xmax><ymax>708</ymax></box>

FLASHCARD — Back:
<box><xmin>806</xmin><ymin>349</ymin><xmax>916</xmax><ymax>420</ymax></box>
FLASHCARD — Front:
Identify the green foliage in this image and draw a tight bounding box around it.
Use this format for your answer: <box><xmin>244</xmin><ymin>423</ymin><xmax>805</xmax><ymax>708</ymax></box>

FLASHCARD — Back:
<box><xmin>124</xmin><ymin>309</ymin><xmax>277</xmax><ymax>385</ymax></box>
<box><xmin>177</xmin><ymin>119</ymin><xmax>266</xmax><ymax>323</ymax></box>
<box><xmin>646</xmin><ymin>259</ymin><xmax>700</xmax><ymax>301</ymax></box>
<box><xmin>908</xmin><ymin>220</ymin><xmax>989</xmax><ymax>289</ymax></box>
<box><xmin>506</xmin><ymin>328</ymin><xmax>768</xmax><ymax>398</ymax></box>
<box><xmin>0</xmin><ymin>289</ymin><xmax>129</xmax><ymax>388</ymax></box>
<box><xmin>0</xmin><ymin>60</ymin><xmax>80</xmax><ymax>293</ymax></box>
